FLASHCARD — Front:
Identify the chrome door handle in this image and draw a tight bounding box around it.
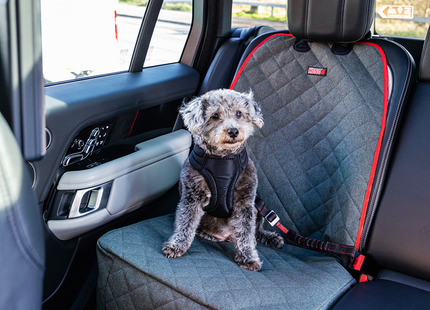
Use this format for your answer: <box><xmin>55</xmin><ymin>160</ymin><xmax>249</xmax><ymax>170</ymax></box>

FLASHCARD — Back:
<box><xmin>68</xmin><ymin>186</ymin><xmax>104</xmax><ymax>218</ymax></box>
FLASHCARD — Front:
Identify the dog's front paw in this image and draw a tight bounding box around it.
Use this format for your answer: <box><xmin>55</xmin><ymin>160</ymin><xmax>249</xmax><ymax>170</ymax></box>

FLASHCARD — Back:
<box><xmin>162</xmin><ymin>242</ymin><xmax>187</xmax><ymax>258</ymax></box>
<box><xmin>266</xmin><ymin>233</ymin><xmax>284</xmax><ymax>248</ymax></box>
<box><xmin>235</xmin><ymin>253</ymin><xmax>262</xmax><ymax>271</ymax></box>
<box><xmin>257</xmin><ymin>231</ymin><xmax>284</xmax><ymax>248</ymax></box>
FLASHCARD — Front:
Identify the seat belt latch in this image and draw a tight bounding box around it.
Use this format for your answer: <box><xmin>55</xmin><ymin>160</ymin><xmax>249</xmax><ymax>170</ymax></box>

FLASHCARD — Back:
<box><xmin>265</xmin><ymin>210</ymin><xmax>280</xmax><ymax>227</ymax></box>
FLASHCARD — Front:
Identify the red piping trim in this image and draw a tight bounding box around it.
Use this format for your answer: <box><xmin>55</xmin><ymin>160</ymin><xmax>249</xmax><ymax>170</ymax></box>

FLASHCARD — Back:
<box><xmin>353</xmin><ymin>42</ymin><xmax>389</xmax><ymax>250</ymax></box>
<box><xmin>230</xmin><ymin>33</ymin><xmax>294</xmax><ymax>90</ymax></box>
<box><xmin>127</xmin><ymin>111</ymin><xmax>140</xmax><ymax>138</ymax></box>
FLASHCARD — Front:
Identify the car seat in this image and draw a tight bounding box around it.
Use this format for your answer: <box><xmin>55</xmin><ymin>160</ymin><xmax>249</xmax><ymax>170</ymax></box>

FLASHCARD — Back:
<box><xmin>0</xmin><ymin>112</ymin><xmax>45</xmax><ymax>310</ymax></box>
<box><xmin>96</xmin><ymin>0</ymin><xmax>415</xmax><ymax>309</ymax></box>
<box><xmin>332</xmin><ymin>26</ymin><xmax>430</xmax><ymax>310</ymax></box>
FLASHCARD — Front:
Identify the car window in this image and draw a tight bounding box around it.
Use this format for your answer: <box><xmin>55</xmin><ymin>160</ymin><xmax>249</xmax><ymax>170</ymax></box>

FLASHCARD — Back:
<box><xmin>231</xmin><ymin>0</ymin><xmax>287</xmax><ymax>30</ymax></box>
<box><xmin>230</xmin><ymin>0</ymin><xmax>429</xmax><ymax>39</ymax></box>
<box><xmin>143</xmin><ymin>1</ymin><xmax>192</xmax><ymax>68</ymax></box>
<box><xmin>41</xmin><ymin>0</ymin><xmax>192</xmax><ymax>84</ymax></box>
<box><xmin>375</xmin><ymin>0</ymin><xmax>429</xmax><ymax>38</ymax></box>
<box><xmin>41</xmin><ymin>0</ymin><xmax>145</xmax><ymax>84</ymax></box>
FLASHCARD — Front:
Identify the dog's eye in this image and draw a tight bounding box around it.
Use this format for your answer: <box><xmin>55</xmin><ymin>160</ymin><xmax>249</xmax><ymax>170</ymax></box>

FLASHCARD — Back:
<box><xmin>236</xmin><ymin>111</ymin><xmax>242</xmax><ymax>119</ymax></box>
<box><xmin>212</xmin><ymin>113</ymin><xmax>219</xmax><ymax>119</ymax></box>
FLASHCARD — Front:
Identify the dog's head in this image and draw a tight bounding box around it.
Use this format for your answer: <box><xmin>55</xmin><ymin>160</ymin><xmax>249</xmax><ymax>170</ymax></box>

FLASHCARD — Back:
<box><xmin>180</xmin><ymin>89</ymin><xmax>263</xmax><ymax>155</ymax></box>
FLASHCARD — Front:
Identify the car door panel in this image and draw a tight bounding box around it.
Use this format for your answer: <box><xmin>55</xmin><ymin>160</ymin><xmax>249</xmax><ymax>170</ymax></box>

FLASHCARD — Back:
<box><xmin>32</xmin><ymin>63</ymin><xmax>198</xmax><ymax>241</ymax></box>
<box><xmin>33</xmin><ymin>63</ymin><xmax>198</xmax><ymax>205</ymax></box>
<box><xmin>48</xmin><ymin>129</ymin><xmax>191</xmax><ymax>240</ymax></box>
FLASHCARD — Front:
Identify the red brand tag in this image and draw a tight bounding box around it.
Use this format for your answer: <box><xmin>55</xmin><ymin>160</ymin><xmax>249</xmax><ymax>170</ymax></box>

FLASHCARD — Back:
<box><xmin>307</xmin><ymin>67</ymin><xmax>327</xmax><ymax>76</ymax></box>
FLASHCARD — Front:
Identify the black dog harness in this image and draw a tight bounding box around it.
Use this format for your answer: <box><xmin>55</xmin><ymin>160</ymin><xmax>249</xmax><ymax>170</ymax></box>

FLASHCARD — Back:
<box><xmin>189</xmin><ymin>145</ymin><xmax>248</xmax><ymax>218</ymax></box>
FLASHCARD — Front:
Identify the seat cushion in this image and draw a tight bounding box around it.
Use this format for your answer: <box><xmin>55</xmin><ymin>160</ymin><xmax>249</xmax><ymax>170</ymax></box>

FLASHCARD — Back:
<box><xmin>332</xmin><ymin>280</ymin><xmax>430</xmax><ymax>310</ymax></box>
<box><xmin>97</xmin><ymin>214</ymin><xmax>355</xmax><ymax>310</ymax></box>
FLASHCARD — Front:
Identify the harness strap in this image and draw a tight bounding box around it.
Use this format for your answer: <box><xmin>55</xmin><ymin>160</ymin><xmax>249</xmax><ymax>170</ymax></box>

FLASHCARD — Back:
<box><xmin>189</xmin><ymin>145</ymin><xmax>249</xmax><ymax>218</ymax></box>
<box><xmin>255</xmin><ymin>197</ymin><xmax>365</xmax><ymax>271</ymax></box>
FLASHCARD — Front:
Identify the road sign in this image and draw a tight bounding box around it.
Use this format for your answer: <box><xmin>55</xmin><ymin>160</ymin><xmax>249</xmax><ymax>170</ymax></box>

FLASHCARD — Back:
<box><xmin>377</xmin><ymin>5</ymin><xmax>414</xmax><ymax>19</ymax></box>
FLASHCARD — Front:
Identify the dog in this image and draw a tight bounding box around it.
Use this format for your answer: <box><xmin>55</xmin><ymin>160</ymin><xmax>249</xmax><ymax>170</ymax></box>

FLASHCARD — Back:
<box><xmin>162</xmin><ymin>89</ymin><xmax>284</xmax><ymax>271</ymax></box>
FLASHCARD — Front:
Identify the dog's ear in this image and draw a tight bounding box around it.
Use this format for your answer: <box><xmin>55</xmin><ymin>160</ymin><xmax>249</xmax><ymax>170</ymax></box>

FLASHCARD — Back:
<box><xmin>246</xmin><ymin>90</ymin><xmax>264</xmax><ymax>129</ymax></box>
<box><xmin>179</xmin><ymin>96</ymin><xmax>205</xmax><ymax>135</ymax></box>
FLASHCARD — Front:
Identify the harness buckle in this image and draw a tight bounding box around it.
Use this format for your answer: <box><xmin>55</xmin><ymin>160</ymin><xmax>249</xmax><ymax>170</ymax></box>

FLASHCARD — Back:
<box><xmin>265</xmin><ymin>210</ymin><xmax>280</xmax><ymax>227</ymax></box>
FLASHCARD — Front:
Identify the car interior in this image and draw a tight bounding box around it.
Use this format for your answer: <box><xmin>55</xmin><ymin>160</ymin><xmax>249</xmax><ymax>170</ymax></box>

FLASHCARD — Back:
<box><xmin>1</xmin><ymin>0</ymin><xmax>430</xmax><ymax>309</ymax></box>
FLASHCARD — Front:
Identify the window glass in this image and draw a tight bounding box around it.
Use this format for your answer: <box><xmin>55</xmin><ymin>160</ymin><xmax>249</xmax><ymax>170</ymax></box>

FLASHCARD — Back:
<box><xmin>375</xmin><ymin>1</ymin><xmax>429</xmax><ymax>38</ymax></box>
<box><xmin>41</xmin><ymin>0</ymin><xmax>145</xmax><ymax>84</ymax></box>
<box><xmin>231</xmin><ymin>0</ymin><xmax>287</xmax><ymax>30</ymax></box>
<box><xmin>230</xmin><ymin>0</ymin><xmax>429</xmax><ymax>39</ymax></box>
<box><xmin>143</xmin><ymin>1</ymin><xmax>192</xmax><ymax>68</ymax></box>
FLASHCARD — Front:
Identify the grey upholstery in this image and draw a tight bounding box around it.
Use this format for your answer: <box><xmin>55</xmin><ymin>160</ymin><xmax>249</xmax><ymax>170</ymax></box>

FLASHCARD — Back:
<box><xmin>97</xmin><ymin>214</ymin><xmax>355</xmax><ymax>310</ymax></box>
<box><xmin>232</xmin><ymin>35</ymin><xmax>385</xmax><ymax>246</ymax></box>
<box><xmin>0</xmin><ymin>113</ymin><xmax>45</xmax><ymax>309</ymax></box>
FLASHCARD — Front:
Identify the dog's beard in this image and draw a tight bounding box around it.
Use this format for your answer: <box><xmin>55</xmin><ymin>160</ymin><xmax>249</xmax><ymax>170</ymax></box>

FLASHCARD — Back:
<box><xmin>209</xmin><ymin>128</ymin><xmax>246</xmax><ymax>150</ymax></box>
<box><xmin>220</xmin><ymin>138</ymin><xmax>243</xmax><ymax>149</ymax></box>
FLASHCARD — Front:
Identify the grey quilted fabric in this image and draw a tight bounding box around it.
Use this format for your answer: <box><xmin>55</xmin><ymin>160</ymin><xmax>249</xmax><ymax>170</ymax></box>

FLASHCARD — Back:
<box><xmin>97</xmin><ymin>214</ymin><xmax>355</xmax><ymax>310</ymax></box>
<box><xmin>97</xmin><ymin>34</ymin><xmax>387</xmax><ymax>310</ymax></box>
<box><xmin>233</xmin><ymin>35</ymin><xmax>385</xmax><ymax>246</ymax></box>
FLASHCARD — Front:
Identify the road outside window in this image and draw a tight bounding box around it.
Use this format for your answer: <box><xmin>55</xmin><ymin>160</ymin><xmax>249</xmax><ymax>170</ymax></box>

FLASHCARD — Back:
<box><xmin>231</xmin><ymin>0</ymin><xmax>287</xmax><ymax>30</ymax></box>
<box><xmin>143</xmin><ymin>1</ymin><xmax>192</xmax><ymax>67</ymax></box>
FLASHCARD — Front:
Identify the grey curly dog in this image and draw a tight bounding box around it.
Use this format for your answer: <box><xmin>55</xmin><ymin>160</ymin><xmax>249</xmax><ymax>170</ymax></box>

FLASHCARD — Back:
<box><xmin>162</xmin><ymin>89</ymin><xmax>284</xmax><ymax>271</ymax></box>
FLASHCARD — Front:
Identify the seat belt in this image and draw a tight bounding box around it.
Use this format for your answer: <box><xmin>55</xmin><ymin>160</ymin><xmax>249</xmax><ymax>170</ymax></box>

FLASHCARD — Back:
<box><xmin>255</xmin><ymin>197</ymin><xmax>366</xmax><ymax>272</ymax></box>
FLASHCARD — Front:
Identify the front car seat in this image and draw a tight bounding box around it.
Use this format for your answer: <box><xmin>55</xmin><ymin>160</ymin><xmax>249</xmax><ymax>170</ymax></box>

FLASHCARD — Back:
<box><xmin>0</xmin><ymin>112</ymin><xmax>45</xmax><ymax>309</ymax></box>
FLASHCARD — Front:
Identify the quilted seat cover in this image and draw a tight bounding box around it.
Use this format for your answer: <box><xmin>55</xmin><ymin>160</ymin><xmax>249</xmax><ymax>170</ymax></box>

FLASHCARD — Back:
<box><xmin>97</xmin><ymin>214</ymin><xmax>355</xmax><ymax>310</ymax></box>
<box><xmin>97</xmin><ymin>34</ymin><xmax>391</xmax><ymax>310</ymax></box>
<box><xmin>232</xmin><ymin>34</ymin><xmax>386</xmax><ymax>246</ymax></box>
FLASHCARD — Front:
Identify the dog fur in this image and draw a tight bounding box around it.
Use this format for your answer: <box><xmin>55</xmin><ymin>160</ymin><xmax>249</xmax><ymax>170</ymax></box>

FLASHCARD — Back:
<box><xmin>162</xmin><ymin>89</ymin><xmax>284</xmax><ymax>271</ymax></box>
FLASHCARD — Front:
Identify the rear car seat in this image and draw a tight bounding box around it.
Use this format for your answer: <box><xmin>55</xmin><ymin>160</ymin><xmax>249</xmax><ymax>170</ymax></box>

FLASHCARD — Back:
<box><xmin>332</xmin><ymin>27</ymin><xmax>430</xmax><ymax>310</ymax></box>
<box><xmin>96</xmin><ymin>0</ymin><xmax>414</xmax><ymax>309</ymax></box>
<box><xmin>198</xmin><ymin>25</ymin><xmax>275</xmax><ymax>95</ymax></box>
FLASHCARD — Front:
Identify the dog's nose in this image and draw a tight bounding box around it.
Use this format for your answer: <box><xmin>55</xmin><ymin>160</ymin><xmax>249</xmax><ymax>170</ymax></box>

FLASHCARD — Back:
<box><xmin>227</xmin><ymin>128</ymin><xmax>239</xmax><ymax>138</ymax></box>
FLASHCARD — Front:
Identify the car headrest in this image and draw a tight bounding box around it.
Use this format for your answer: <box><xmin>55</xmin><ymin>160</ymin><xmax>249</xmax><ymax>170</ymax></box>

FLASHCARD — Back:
<box><xmin>419</xmin><ymin>27</ymin><xmax>430</xmax><ymax>82</ymax></box>
<box><xmin>287</xmin><ymin>0</ymin><xmax>375</xmax><ymax>43</ymax></box>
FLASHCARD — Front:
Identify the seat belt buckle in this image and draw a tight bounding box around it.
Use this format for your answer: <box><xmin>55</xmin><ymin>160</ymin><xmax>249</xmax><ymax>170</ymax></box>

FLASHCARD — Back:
<box><xmin>265</xmin><ymin>210</ymin><xmax>280</xmax><ymax>227</ymax></box>
<box><xmin>352</xmin><ymin>254</ymin><xmax>366</xmax><ymax>272</ymax></box>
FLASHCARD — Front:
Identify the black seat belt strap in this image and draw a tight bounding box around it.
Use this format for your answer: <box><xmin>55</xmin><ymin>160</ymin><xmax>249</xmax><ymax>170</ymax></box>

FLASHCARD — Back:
<box><xmin>255</xmin><ymin>197</ymin><xmax>365</xmax><ymax>271</ymax></box>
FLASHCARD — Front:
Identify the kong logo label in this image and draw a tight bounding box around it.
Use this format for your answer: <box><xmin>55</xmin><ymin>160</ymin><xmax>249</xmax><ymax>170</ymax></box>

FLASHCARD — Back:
<box><xmin>307</xmin><ymin>67</ymin><xmax>327</xmax><ymax>76</ymax></box>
